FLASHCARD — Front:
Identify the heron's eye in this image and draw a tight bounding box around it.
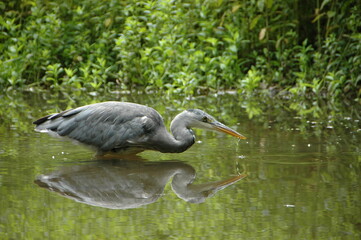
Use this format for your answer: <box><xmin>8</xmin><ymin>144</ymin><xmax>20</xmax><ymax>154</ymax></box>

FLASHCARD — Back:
<box><xmin>202</xmin><ymin>116</ymin><xmax>208</xmax><ymax>123</ymax></box>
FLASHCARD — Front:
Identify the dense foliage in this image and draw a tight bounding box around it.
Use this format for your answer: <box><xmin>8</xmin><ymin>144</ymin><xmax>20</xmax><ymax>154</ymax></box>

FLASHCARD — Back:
<box><xmin>1</xmin><ymin>0</ymin><xmax>360</xmax><ymax>100</ymax></box>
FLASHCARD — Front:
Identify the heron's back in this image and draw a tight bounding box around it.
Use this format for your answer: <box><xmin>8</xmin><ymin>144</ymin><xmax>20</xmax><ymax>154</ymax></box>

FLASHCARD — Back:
<box><xmin>33</xmin><ymin>102</ymin><xmax>165</xmax><ymax>154</ymax></box>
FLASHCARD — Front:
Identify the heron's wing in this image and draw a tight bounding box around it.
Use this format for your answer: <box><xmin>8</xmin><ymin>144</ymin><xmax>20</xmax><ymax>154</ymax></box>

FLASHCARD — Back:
<box><xmin>34</xmin><ymin>102</ymin><xmax>163</xmax><ymax>152</ymax></box>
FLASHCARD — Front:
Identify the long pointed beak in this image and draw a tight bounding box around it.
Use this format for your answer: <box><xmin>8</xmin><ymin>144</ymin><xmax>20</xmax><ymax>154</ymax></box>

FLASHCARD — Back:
<box><xmin>211</xmin><ymin>122</ymin><xmax>246</xmax><ymax>139</ymax></box>
<box><xmin>213</xmin><ymin>174</ymin><xmax>247</xmax><ymax>189</ymax></box>
<box><xmin>191</xmin><ymin>173</ymin><xmax>247</xmax><ymax>201</ymax></box>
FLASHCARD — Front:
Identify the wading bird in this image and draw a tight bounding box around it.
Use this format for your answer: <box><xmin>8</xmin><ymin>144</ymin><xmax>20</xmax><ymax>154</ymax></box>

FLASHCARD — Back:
<box><xmin>33</xmin><ymin>101</ymin><xmax>246</xmax><ymax>155</ymax></box>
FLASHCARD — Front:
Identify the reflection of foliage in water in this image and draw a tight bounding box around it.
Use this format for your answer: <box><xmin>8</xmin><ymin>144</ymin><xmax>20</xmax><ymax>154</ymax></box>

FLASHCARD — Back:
<box><xmin>1</xmin><ymin>90</ymin><xmax>360</xmax><ymax>138</ymax></box>
<box><xmin>1</xmin><ymin>90</ymin><xmax>359</xmax><ymax>163</ymax></box>
<box><xmin>0</xmin><ymin>90</ymin><xmax>360</xmax><ymax>239</ymax></box>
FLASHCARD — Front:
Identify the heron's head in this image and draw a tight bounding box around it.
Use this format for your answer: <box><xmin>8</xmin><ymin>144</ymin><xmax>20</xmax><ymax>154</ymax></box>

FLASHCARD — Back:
<box><xmin>172</xmin><ymin>173</ymin><xmax>247</xmax><ymax>203</ymax></box>
<box><xmin>178</xmin><ymin>109</ymin><xmax>246</xmax><ymax>140</ymax></box>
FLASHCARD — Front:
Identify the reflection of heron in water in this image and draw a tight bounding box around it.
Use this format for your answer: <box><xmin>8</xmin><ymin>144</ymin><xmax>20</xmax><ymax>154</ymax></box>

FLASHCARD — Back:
<box><xmin>33</xmin><ymin>102</ymin><xmax>246</xmax><ymax>155</ymax></box>
<box><xmin>34</xmin><ymin>159</ymin><xmax>246</xmax><ymax>209</ymax></box>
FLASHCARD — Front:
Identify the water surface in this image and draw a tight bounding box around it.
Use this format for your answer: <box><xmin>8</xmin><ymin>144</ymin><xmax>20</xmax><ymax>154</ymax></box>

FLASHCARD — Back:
<box><xmin>0</xmin><ymin>91</ymin><xmax>360</xmax><ymax>239</ymax></box>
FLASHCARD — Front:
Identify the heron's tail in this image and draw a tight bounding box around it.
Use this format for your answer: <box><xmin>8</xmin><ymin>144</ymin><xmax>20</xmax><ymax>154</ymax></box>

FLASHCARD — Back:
<box><xmin>33</xmin><ymin>109</ymin><xmax>73</xmax><ymax>133</ymax></box>
<box><xmin>33</xmin><ymin>115</ymin><xmax>60</xmax><ymax>133</ymax></box>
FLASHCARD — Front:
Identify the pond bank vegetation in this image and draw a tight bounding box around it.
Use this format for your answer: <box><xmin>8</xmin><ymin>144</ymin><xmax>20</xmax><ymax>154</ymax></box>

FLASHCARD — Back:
<box><xmin>1</xmin><ymin>0</ymin><xmax>360</xmax><ymax>102</ymax></box>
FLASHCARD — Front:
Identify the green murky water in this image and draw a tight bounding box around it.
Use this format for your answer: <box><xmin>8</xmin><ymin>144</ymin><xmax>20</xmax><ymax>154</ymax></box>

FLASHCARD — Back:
<box><xmin>0</xmin><ymin>91</ymin><xmax>360</xmax><ymax>239</ymax></box>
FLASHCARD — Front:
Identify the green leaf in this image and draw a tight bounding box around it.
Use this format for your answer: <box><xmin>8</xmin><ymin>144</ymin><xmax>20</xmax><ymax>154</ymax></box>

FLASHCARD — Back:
<box><xmin>250</xmin><ymin>15</ymin><xmax>261</xmax><ymax>30</ymax></box>
<box><xmin>266</xmin><ymin>0</ymin><xmax>273</xmax><ymax>9</ymax></box>
<box><xmin>327</xmin><ymin>11</ymin><xmax>335</xmax><ymax>18</ymax></box>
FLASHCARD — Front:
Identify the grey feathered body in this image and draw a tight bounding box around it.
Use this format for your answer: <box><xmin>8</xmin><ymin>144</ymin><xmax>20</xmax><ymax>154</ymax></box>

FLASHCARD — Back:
<box><xmin>33</xmin><ymin>102</ymin><xmax>190</xmax><ymax>155</ymax></box>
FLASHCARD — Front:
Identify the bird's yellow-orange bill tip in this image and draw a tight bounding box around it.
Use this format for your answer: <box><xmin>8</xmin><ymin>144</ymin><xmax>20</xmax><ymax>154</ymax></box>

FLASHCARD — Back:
<box><xmin>215</xmin><ymin>174</ymin><xmax>247</xmax><ymax>187</ymax></box>
<box><xmin>215</xmin><ymin>125</ymin><xmax>247</xmax><ymax>139</ymax></box>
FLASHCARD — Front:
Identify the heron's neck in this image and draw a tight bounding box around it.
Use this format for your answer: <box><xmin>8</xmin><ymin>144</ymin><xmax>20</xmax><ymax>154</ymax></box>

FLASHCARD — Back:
<box><xmin>168</xmin><ymin>113</ymin><xmax>195</xmax><ymax>153</ymax></box>
<box><xmin>152</xmin><ymin>112</ymin><xmax>195</xmax><ymax>153</ymax></box>
<box><xmin>170</xmin><ymin>165</ymin><xmax>218</xmax><ymax>203</ymax></box>
<box><xmin>171</xmin><ymin>164</ymin><xmax>196</xmax><ymax>193</ymax></box>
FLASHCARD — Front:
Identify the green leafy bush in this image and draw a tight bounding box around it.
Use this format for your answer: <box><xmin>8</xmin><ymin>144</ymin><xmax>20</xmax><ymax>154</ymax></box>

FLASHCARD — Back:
<box><xmin>0</xmin><ymin>0</ymin><xmax>360</xmax><ymax>101</ymax></box>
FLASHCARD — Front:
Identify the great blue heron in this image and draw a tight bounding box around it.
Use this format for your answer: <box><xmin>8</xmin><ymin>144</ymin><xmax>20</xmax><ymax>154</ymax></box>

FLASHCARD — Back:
<box><xmin>33</xmin><ymin>101</ymin><xmax>246</xmax><ymax>155</ymax></box>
